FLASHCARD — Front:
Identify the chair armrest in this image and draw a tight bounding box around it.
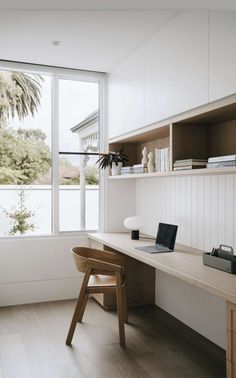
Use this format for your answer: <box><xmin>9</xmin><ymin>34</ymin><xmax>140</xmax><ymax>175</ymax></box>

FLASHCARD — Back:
<box><xmin>87</xmin><ymin>258</ymin><xmax>123</xmax><ymax>273</ymax></box>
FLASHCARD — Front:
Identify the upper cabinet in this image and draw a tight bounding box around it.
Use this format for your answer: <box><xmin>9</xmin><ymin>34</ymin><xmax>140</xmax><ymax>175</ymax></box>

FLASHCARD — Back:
<box><xmin>209</xmin><ymin>12</ymin><xmax>236</xmax><ymax>102</ymax></box>
<box><xmin>145</xmin><ymin>11</ymin><xmax>209</xmax><ymax>125</ymax></box>
<box><xmin>108</xmin><ymin>48</ymin><xmax>145</xmax><ymax>139</ymax></box>
<box><xmin>109</xmin><ymin>11</ymin><xmax>236</xmax><ymax>140</ymax></box>
<box><xmin>108</xmin><ymin>11</ymin><xmax>209</xmax><ymax>140</ymax></box>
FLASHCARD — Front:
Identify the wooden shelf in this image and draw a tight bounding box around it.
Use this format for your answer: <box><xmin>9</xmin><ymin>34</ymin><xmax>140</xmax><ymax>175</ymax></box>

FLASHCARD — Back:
<box><xmin>108</xmin><ymin>94</ymin><xmax>236</xmax><ymax>180</ymax></box>
<box><xmin>108</xmin><ymin>166</ymin><xmax>236</xmax><ymax>180</ymax></box>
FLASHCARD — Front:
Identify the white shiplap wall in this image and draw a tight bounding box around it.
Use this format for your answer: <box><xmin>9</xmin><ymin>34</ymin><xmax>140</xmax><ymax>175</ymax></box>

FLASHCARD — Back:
<box><xmin>136</xmin><ymin>173</ymin><xmax>236</xmax><ymax>349</ymax></box>
<box><xmin>136</xmin><ymin>174</ymin><xmax>236</xmax><ymax>251</ymax></box>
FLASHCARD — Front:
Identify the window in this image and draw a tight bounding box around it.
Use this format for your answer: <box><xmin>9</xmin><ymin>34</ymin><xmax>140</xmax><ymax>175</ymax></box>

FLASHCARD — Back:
<box><xmin>0</xmin><ymin>62</ymin><xmax>105</xmax><ymax>237</ymax></box>
<box><xmin>58</xmin><ymin>78</ymin><xmax>100</xmax><ymax>231</ymax></box>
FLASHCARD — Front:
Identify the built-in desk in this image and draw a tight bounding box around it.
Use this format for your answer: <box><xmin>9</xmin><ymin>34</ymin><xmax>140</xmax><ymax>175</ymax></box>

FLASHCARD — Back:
<box><xmin>88</xmin><ymin>232</ymin><xmax>236</xmax><ymax>378</ymax></box>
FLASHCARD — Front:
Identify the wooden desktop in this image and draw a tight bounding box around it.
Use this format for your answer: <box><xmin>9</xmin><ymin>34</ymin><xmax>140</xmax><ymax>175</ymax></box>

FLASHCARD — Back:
<box><xmin>88</xmin><ymin>232</ymin><xmax>236</xmax><ymax>378</ymax></box>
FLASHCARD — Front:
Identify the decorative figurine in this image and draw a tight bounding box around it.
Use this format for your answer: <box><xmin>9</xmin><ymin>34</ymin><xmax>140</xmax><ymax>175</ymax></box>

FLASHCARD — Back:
<box><xmin>147</xmin><ymin>151</ymin><xmax>155</xmax><ymax>173</ymax></box>
<box><xmin>142</xmin><ymin>146</ymin><xmax>148</xmax><ymax>167</ymax></box>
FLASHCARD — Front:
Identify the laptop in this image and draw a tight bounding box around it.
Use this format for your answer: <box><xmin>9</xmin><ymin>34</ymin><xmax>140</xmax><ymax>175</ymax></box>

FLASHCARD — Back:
<box><xmin>136</xmin><ymin>223</ymin><xmax>178</xmax><ymax>254</ymax></box>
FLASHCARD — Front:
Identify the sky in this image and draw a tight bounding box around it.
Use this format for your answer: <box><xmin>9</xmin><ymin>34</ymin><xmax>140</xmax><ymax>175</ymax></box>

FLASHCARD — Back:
<box><xmin>10</xmin><ymin>72</ymin><xmax>99</xmax><ymax>156</ymax></box>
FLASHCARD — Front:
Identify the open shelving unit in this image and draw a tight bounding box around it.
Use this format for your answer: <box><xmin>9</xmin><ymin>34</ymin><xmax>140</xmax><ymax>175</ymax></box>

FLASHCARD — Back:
<box><xmin>108</xmin><ymin>94</ymin><xmax>236</xmax><ymax>180</ymax></box>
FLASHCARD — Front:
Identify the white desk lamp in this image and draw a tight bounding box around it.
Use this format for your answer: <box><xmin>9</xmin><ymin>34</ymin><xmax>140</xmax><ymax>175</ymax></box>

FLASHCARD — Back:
<box><xmin>124</xmin><ymin>216</ymin><xmax>142</xmax><ymax>240</ymax></box>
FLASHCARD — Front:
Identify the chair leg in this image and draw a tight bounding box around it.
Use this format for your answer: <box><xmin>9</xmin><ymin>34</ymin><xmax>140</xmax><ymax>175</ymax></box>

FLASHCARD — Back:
<box><xmin>122</xmin><ymin>283</ymin><xmax>128</xmax><ymax>323</ymax></box>
<box><xmin>66</xmin><ymin>269</ymin><xmax>91</xmax><ymax>346</ymax></box>
<box><xmin>77</xmin><ymin>293</ymin><xmax>89</xmax><ymax>323</ymax></box>
<box><xmin>116</xmin><ymin>271</ymin><xmax>126</xmax><ymax>347</ymax></box>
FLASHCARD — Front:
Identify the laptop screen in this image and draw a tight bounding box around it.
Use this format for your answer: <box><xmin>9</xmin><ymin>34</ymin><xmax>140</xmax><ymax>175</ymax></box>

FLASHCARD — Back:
<box><xmin>155</xmin><ymin>223</ymin><xmax>178</xmax><ymax>250</ymax></box>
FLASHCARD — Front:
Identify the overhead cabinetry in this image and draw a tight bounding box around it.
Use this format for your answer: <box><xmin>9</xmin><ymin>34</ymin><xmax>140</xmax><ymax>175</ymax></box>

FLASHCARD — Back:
<box><xmin>209</xmin><ymin>12</ymin><xmax>236</xmax><ymax>101</ymax></box>
<box><xmin>144</xmin><ymin>11</ymin><xmax>208</xmax><ymax>125</ymax></box>
<box><xmin>108</xmin><ymin>11</ymin><xmax>209</xmax><ymax>139</ymax></box>
<box><xmin>109</xmin><ymin>94</ymin><xmax>236</xmax><ymax>179</ymax></box>
<box><xmin>108</xmin><ymin>48</ymin><xmax>145</xmax><ymax>139</ymax></box>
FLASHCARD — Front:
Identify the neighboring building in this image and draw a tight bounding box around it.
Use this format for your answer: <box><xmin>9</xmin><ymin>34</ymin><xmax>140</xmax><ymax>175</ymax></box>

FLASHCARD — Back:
<box><xmin>71</xmin><ymin>110</ymin><xmax>99</xmax><ymax>230</ymax></box>
<box><xmin>71</xmin><ymin>110</ymin><xmax>99</xmax><ymax>152</ymax></box>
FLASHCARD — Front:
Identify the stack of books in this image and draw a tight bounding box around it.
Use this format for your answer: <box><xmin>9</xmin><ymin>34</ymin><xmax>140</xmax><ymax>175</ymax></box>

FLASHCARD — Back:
<box><xmin>133</xmin><ymin>164</ymin><xmax>147</xmax><ymax>174</ymax></box>
<box><xmin>173</xmin><ymin>159</ymin><xmax>207</xmax><ymax>171</ymax></box>
<box><xmin>155</xmin><ymin>148</ymin><xmax>170</xmax><ymax>171</ymax></box>
<box><xmin>207</xmin><ymin>155</ymin><xmax>236</xmax><ymax>168</ymax></box>
<box><xmin>121</xmin><ymin>166</ymin><xmax>133</xmax><ymax>175</ymax></box>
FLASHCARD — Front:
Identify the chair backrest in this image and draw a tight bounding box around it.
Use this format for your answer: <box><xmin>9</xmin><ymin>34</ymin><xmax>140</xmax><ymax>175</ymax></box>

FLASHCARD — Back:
<box><xmin>71</xmin><ymin>247</ymin><xmax>94</xmax><ymax>273</ymax></box>
<box><xmin>71</xmin><ymin>247</ymin><xmax>125</xmax><ymax>274</ymax></box>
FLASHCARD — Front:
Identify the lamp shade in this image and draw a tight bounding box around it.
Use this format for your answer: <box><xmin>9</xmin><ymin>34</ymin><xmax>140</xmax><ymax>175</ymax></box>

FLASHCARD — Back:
<box><xmin>124</xmin><ymin>216</ymin><xmax>142</xmax><ymax>230</ymax></box>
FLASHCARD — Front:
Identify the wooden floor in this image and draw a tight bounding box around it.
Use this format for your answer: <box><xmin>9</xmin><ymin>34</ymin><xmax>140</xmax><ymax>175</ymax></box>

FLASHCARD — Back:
<box><xmin>0</xmin><ymin>298</ymin><xmax>225</xmax><ymax>378</ymax></box>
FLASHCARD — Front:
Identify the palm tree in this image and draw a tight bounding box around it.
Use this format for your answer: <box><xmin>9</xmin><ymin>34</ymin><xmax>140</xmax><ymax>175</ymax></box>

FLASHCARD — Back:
<box><xmin>0</xmin><ymin>71</ymin><xmax>43</xmax><ymax>124</ymax></box>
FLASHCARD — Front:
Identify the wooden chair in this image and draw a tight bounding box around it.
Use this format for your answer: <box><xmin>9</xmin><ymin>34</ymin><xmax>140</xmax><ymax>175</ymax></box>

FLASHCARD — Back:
<box><xmin>66</xmin><ymin>247</ymin><xmax>128</xmax><ymax>347</ymax></box>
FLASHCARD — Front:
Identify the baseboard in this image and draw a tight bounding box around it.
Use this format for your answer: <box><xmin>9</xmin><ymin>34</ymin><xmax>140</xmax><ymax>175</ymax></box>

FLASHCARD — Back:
<box><xmin>0</xmin><ymin>276</ymin><xmax>83</xmax><ymax>307</ymax></box>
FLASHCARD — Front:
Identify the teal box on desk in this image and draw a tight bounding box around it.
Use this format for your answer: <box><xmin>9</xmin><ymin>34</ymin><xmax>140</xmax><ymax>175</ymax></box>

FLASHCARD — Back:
<box><xmin>203</xmin><ymin>253</ymin><xmax>236</xmax><ymax>274</ymax></box>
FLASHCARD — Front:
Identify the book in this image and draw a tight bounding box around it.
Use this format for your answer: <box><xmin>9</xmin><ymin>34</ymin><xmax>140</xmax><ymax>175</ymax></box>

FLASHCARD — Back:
<box><xmin>133</xmin><ymin>168</ymin><xmax>146</xmax><ymax>173</ymax></box>
<box><xmin>121</xmin><ymin>166</ymin><xmax>133</xmax><ymax>172</ymax></box>
<box><xmin>207</xmin><ymin>160</ymin><xmax>236</xmax><ymax>168</ymax></box>
<box><xmin>208</xmin><ymin>155</ymin><xmax>236</xmax><ymax>163</ymax></box>
<box><xmin>174</xmin><ymin>159</ymin><xmax>208</xmax><ymax>164</ymax></box>
<box><xmin>155</xmin><ymin>147</ymin><xmax>170</xmax><ymax>172</ymax></box>
<box><xmin>173</xmin><ymin>166</ymin><xmax>206</xmax><ymax>171</ymax></box>
<box><xmin>133</xmin><ymin>164</ymin><xmax>145</xmax><ymax>168</ymax></box>
<box><xmin>174</xmin><ymin>161</ymin><xmax>207</xmax><ymax>167</ymax></box>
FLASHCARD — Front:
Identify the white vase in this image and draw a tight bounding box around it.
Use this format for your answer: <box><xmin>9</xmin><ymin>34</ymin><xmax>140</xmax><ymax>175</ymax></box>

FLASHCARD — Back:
<box><xmin>111</xmin><ymin>162</ymin><xmax>122</xmax><ymax>175</ymax></box>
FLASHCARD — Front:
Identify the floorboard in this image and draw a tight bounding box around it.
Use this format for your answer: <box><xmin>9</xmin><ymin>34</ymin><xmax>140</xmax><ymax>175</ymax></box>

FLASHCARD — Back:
<box><xmin>0</xmin><ymin>299</ymin><xmax>226</xmax><ymax>378</ymax></box>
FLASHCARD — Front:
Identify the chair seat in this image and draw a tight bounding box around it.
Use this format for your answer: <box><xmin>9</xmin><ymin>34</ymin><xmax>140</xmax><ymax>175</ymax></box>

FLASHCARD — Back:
<box><xmin>88</xmin><ymin>274</ymin><xmax>116</xmax><ymax>289</ymax></box>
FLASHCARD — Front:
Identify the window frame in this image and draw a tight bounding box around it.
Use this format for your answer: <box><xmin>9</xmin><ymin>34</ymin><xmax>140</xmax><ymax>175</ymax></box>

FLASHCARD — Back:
<box><xmin>0</xmin><ymin>60</ymin><xmax>107</xmax><ymax>239</ymax></box>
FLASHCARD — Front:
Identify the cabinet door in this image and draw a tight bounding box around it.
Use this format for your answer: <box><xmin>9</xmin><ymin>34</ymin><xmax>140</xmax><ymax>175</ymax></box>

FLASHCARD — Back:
<box><xmin>209</xmin><ymin>11</ymin><xmax>236</xmax><ymax>101</ymax></box>
<box><xmin>145</xmin><ymin>11</ymin><xmax>208</xmax><ymax>125</ymax></box>
<box><xmin>108</xmin><ymin>48</ymin><xmax>145</xmax><ymax>139</ymax></box>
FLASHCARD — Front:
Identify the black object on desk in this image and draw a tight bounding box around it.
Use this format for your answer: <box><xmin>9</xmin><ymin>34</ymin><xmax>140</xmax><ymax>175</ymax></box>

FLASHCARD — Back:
<box><xmin>136</xmin><ymin>223</ymin><xmax>178</xmax><ymax>254</ymax></box>
<box><xmin>203</xmin><ymin>245</ymin><xmax>236</xmax><ymax>274</ymax></box>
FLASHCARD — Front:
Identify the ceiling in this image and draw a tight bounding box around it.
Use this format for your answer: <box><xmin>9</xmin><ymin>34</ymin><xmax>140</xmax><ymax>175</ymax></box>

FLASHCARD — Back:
<box><xmin>0</xmin><ymin>0</ymin><xmax>235</xmax><ymax>11</ymax></box>
<box><xmin>0</xmin><ymin>1</ymin><xmax>234</xmax><ymax>73</ymax></box>
<box><xmin>0</xmin><ymin>11</ymin><xmax>177</xmax><ymax>72</ymax></box>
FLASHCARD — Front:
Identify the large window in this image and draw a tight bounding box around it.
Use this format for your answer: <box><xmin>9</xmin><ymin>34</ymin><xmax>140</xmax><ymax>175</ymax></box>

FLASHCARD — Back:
<box><xmin>0</xmin><ymin>62</ymin><xmax>105</xmax><ymax>238</ymax></box>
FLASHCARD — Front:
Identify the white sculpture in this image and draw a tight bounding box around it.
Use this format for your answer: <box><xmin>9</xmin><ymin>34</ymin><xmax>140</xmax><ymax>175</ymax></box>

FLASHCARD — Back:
<box><xmin>142</xmin><ymin>146</ymin><xmax>148</xmax><ymax>166</ymax></box>
<box><xmin>147</xmin><ymin>151</ymin><xmax>155</xmax><ymax>173</ymax></box>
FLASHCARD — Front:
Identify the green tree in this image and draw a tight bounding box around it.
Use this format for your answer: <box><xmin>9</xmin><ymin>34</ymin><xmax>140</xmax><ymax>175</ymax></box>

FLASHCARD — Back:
<box><xmin>4</xmin><ymin>189</ymin><xmax>35</xmax><ymax>235</ymax></box>
<box><xmin>85</xmin><ymin>166</ymin><xmax>99</xmax><ymax>185</ymax></box>
<box><xmin>0</xmin><ymin>71</ymin><xmax>43</xmax><ymax>125</ymax></box>
<box><xmin>0</xmin><ymin>128</ymin><xmax>51</xmax><ymax>184</ymax></box>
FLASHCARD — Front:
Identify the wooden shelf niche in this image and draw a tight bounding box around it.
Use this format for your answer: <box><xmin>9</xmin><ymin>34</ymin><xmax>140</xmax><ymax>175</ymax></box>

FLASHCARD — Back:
<box><xmin>172</xmin><ymin>117</ymin><xmax>236</xmax><ymax>163</ymax></box>
<box><xmin>109</xmin><ymin>124</ymin><xmax>170</xmax><ymax>174</ymax></box>
<box><xmin>109</xmin><ymin>94</ymin><xmax>236</xmax><ymax>179</ymax></box>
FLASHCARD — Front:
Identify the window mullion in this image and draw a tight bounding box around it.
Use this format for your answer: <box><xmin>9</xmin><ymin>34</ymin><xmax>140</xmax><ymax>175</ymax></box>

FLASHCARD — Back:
<box><xmin>51</xmin><ymin>73</ymin><xmax>59</xmax><ymax>236</ymax></box>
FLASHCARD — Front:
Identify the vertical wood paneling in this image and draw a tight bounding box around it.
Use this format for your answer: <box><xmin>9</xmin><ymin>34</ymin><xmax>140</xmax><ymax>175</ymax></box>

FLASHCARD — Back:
<box><xmin>218</xmin><ymin>175</ymin><xmax>226</xmax><ymax>246</ymax></box>
<box><xmin>210</xmin><ymin>175</ymin><xmax>218</xmax><ymax>249</ymax></box>
<box><xmin>180</xmin><ymin>177</ymin><xmax>186</xmax><ymax>243</ymax></box>
<box><xmin>204</xmin><ymin>176</ymin><xmax>211</xmax><ymax>251</ymax></box>
<box><xmin>191</xmin><ymin>176</ymin><xmax>198</xmax><ymax>248</ymax></box>
<box><xmin>197</xmin><ymin>176</ymin><xmax>204</xmax><ymax>250</ymax></box>
<box><xmin>225</xmin><ymin>175</ymin><xmax>234</xmax><ymax>248</ymax></box>
<box><xmin>185</xmin><ymin>177</ymin><xmax>192</xmax><ymax>246</ymax></box>
<box><xmin>137</xmin><ymin>174</ymin><xmax>236</xmax><ymax>252</ymax></box>
<box><xmin>234</xmin><ymin>176</ymin><xmax>236</xmax><ymax>250</ymax></box>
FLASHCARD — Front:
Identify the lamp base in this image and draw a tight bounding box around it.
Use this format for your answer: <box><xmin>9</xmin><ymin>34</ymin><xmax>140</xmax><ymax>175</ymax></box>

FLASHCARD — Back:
<box><xmin>131</xmin><ymin>230</ymin><xmax>139</xmax><ymax>240</ymax></box>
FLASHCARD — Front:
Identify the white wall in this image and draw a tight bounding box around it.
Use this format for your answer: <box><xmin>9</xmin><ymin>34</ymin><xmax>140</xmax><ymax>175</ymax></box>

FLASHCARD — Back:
<box><xmin>107</xmin><ymin>11</ymin><xmax>236</xmax><ymax>349</ymax></box>
<box><xmin>106</xmin><ymin>179</ymin><xmax>136</xmax><ymax>232</ymax></box>
<box><xmin>0</xmin><ymin>235</ymin><xmax>88</xmax><ymax>306</ymax></box>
